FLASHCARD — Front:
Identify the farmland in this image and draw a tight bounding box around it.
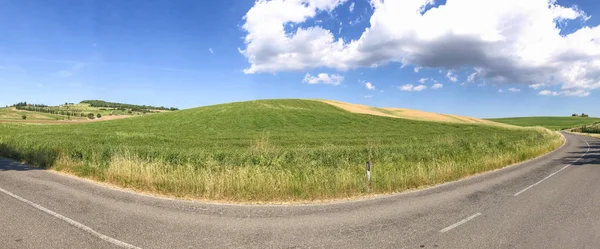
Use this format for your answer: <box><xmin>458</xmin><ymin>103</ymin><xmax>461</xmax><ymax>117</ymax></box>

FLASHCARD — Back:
<box><xmin>1</xmin><ymin>100</ymin><xmax>177</xmax><ymax>123</ymax></box>
<box><xmin>487</xmin><ymin>116</ymin><xmax>600</xmax><ymax>130</ymax></box>
<box><xmin>0</xmin><ymin>99</ymin><xmax>563</xmax><ymax>202</ymax></box>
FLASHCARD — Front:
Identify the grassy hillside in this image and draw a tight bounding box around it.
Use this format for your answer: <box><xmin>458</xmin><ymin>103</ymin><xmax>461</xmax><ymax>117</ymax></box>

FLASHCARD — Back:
<box><xmin>488</xmin><ymin>116</ymin><xmax>600</xmax><ymax>130</ymax></box>
<box><xmin>0</xmin><ymin>99</ymin><xmax>562</xmax><ymax>202</ymax></box>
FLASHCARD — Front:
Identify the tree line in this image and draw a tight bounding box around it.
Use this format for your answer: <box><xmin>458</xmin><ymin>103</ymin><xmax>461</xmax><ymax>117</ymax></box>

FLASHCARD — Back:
<box><xmin>14</xmin><ymin>105</ymin><xmax>99</xmax><ymax>119</ymax></box>
<box><xmin>80</xmin><ymin>100</ymin><xmax>178</xmax><ymax>111</ymax></box>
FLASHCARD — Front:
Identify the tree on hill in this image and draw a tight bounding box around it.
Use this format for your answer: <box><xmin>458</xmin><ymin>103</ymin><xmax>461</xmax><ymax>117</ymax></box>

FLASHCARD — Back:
<box><xmin>572</xmin><ymin>114</ymin><xmax>579</xmax><ymax>117</ymax></box>
<box><xmin>581</xmin><ymin>113</ymin><xmax>589</xmax><ymax>118</ymax></box>
<box><xmin>79</xmin><ymin>100</ymin><xmax>178</xmax><ymax>111</ymax></box>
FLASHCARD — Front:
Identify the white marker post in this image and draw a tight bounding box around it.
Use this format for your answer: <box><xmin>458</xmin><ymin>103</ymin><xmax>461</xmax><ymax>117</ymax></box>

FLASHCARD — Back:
<box><xmin>366</xmin><ymin>161</ymin><xmax>371</xmax><ymax>183</ymax></box>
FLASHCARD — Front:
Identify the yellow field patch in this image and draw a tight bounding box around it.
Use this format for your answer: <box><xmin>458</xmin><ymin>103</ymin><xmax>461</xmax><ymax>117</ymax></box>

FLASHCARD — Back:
<box><xmin>320</xmin><ymin>100</ymin><xmax>508</xmax><ymax>126</ymax></box>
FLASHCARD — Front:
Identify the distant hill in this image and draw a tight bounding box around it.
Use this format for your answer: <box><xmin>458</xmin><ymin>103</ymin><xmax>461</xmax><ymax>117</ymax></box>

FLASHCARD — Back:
<box><xmin>487</xmin><ymin>116</ymin><xmax>600</xmax><ymax>130</ymax></box>
<box><xmin>2</xmin><ymin>100</ymin><xmax>177</xmax><ymax>123</ymax></box>
<box><xmin>80</xmin><ymin>100</ymin><xmax>178</xmax><ymax>111</ymax></box>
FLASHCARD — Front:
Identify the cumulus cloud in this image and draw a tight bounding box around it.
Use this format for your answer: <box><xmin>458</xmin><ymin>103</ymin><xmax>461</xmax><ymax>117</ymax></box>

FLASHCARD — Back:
<box><xmin>349</xmin><ymin>2</ymin><xmax>354</xmax><ymax>13</ymax></box>
<box><xmin>241</xmin><ymin>0</ymin><xmax>600</xmax><ymax>96</ymax></box>
<box><xmin>538</xmin><ymin>90</ymin><xmax>558</xmax><ymax>96</ymax></box>
<box><xmin>432</xmin><ymin>83</ymin><xmax>443</xmax><ymax>89</ymax></box>
<box><xmin>539</xmin><ymin>89</ymin><xmax>590</xmax><ymax>96</ymax></box>
<box><xmin>446</xmin><ymin>71</ymin><xmax>458</xmax><ymax>82</ymax></box>
<box><xmin>507</xmin><ymin>87</ymin><xmax>521</xmax><ymax>92</ymax></box>
<box><xmin>303</xmin><ymin>73</ymin><xmax>344</xmax><ymax>85</ymax></box>
<box><xmin>529</xmin><ymin>83</ymin><xmax>546</xmax><ymax>89</ymax></box>
<box><xmin>400</xmin><ymin>84</ymin><xmax>427</xmax><ymax>91</ymax></box>
<box><xmin>413</xmin><ymin>85</ymin><xmax>427</xmax><ymax>91</ymax></box>
<box><xmin>364</xmin><ymin>81</ymin><xmax>376</xmax><ymax>90</ymax></box>
<box><xmin>418</xmin><ymin>77</ymin><xmax>428</xmax><ymax>84</ymax></box>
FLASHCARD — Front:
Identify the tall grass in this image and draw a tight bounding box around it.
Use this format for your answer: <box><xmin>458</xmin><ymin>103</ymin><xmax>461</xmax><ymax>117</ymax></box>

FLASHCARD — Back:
<box><xmin>0</xmin><ymin>100</ymin><xmax>563</xmax><ymax>202</ymax></box>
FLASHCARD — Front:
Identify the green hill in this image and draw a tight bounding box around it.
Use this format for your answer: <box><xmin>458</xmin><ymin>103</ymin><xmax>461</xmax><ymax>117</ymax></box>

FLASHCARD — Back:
<box><xmin>0</xmin><ymin>99</ymin><xmax>562</xmax><ymax>202</ymax></box>
<box><xmin>487</xmin><ymin>116</ymin><xmax>600</xmax><ymax>130</ymax></box>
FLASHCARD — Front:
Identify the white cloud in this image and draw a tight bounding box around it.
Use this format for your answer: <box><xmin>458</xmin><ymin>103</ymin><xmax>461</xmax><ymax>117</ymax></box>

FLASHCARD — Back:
<box><xmin>507</xmin><ymin>87</ymin><xmax>521</xmax><ymax>92</ymax></box>
<box><xmin>538</xmin><ymin>90</ymin><xmax>558</xmax><ymax>96</ymax></box>
<box><xmin>400</xmin><ymin>84</ymin><xmax>414</xmax><ymax>91</ymax></box>
<box><xmin>446</xmin><ymin>70</ymin><xmax>458</xmax><ymax>82</ymax></box>
<box><xmin>241</xmin><ymin>0</ymin><xmax>600</xmax><ymax>95</ymax></box>
<box><xmin>349</xmin><ymin>2</ymin><xmax>354</xmax><ymax>13</ymax></box>
<box><xmin>418</xmin><ymin>78</ymin><xmax>428</xmax><ymax>84</ymax></box>
<box><xmin>432</xmin><ymin>83</ymin><xmax>443</xmax><ymax>89</ymax></box>
<box><xmin>539</xmin><ymin>89</ymin><xmax>590</xmax><ymax>97</ymax></box>
<box><xmin>400</xmin><ymin>84</ymin><xmax>427</xmax><ymax>91</ymax></box>
<box><xmin>364</xmin><ymin>81</ymin><xmax>376</xmax><ymax>90</ymax></box>
<box><xmin>498</xmin><ymin>89</ymin><xmax>504</xmax><ymax>93</ymax></box>
<box><xmin>209</xmin><ymin>48</ymin><xmax>214</xmax><ymax>54</ymax></box>
<box><xmin>529</xmin><ymin>83</ymin><xmax>545</xmax><ymax>89</ymax></box>
<box><xmin>364</xmin><ymin>95</ymin><xmax>373</xmax><ymax>98</ymax></box>
<box><xmin>413</xmin><ymin>85</ymin><xmax>427</xmax><ymax>91</ymax></box>
<box><xmin>563</xmin><ymin>89</ymin><xmax>590</xmax><ymax>97</ymax></box>
<box><xmin>303</xmin><ymin>73</ymin><xmax>344</xmax><ymax>85</ymax></box>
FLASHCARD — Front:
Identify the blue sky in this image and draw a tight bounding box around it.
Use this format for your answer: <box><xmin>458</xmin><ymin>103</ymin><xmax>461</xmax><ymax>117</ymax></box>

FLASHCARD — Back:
<box><xmin>1</xmin><ymin>0</ymin><xmax>600</xmax><ymax>118</ymax></box>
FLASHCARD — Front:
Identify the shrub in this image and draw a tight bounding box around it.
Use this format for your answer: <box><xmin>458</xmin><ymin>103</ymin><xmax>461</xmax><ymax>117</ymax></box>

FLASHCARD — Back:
<box><xmin>87</xmin><ymin>113</ymin><xmax>95</xmax><ymax>119</ymax></box>
<box><xmin>97</xmin><ymin>113</ymin><xmax>102</xmax><ymax>119</ymax></box>
<box><xmin>21</xmin><ymin>115</ymin><xmax>27</xmax><ymax>120</ymax></box>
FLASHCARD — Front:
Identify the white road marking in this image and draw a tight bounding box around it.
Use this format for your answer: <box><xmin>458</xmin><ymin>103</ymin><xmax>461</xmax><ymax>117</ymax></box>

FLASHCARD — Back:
<box><xmin>513</xmin><ymin>138</ymin><xmax>591</xmax><ymax>197</ymax></box>
<box><xmin>439</xmin><ymin>213</ymin><xmax>482</xmax><ymax>233</ymax></box>
<box><xmin>0</xmin><ymin>187</ymin><xmax>141</xmax><ymax>249</ymax></box>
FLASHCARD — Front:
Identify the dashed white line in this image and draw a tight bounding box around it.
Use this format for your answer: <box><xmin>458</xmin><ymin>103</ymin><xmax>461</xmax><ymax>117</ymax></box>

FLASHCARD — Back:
<box><xmin>439</xmin><ymin>213</ymin><xmax>482</xmax><ymax>233</ymax></box>
<box><xmin>0</xmin><ymin>187</ymin><xmax>141</xmax><ymax>249</ymax></box>
<box><xmin>513</xmin><ymin>139</ymin><xmax>591</xmax><ymax>197</ymax></box>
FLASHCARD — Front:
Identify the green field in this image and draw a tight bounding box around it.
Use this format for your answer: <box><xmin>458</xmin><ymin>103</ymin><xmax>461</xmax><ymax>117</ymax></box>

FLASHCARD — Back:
<box><xmin>0</xmin><ymin>99</ymin><xmax>562</xmax><ymax>202</ymax></box>
<box><xmin>487</xmin><ymin>116</ymin><xmax>600</xmax><ymax>130</ymax></box>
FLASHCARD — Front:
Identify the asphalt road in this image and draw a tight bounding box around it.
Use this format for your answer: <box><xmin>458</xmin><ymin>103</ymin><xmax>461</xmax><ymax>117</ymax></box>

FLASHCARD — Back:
<box><xmin>0</xmin><ymin>132</ymin><xmax>598</xmax><ymax>249</ymax></box>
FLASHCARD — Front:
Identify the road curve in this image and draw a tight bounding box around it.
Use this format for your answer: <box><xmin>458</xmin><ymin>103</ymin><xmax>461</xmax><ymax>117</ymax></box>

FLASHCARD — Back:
<box><xmin>0</xmin><ymin>132</ymin><xmax>598</xmax><ymax>248</ymax></box>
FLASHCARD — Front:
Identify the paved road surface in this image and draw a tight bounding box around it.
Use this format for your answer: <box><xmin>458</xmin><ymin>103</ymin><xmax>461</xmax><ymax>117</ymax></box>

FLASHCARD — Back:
<box><xmin>0</xmin><ymin>132</ymin><xmax>598</xmax><ymax>248</ymax></box>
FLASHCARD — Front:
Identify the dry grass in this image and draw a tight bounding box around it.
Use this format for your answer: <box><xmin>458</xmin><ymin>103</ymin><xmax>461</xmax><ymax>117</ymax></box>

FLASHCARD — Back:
<box><xmin>321</xmin><ymin>100</ymin><xmax>510</xmax><ymax>126</ymax></box>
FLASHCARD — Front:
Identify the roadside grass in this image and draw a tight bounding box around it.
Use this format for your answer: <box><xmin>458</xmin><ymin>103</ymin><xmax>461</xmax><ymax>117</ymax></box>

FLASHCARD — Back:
<box><xmin>487</xmin><ymin>116</ymin><xmax>600</xmax><ymax>130</ymax></box>
<box><xmin>0</xmin><ymin>99</ymin><xmax>563</xmax><ymax>202</ymax></box>
<box><xmin>571</xmin><ymin>123</ymin><xmax>600</xmax><ymax>134</ymax></box>
<box><xmin>569</xmin><ymin>132</ymin><xmax>600</xmax><ymax>139</ymax></box>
